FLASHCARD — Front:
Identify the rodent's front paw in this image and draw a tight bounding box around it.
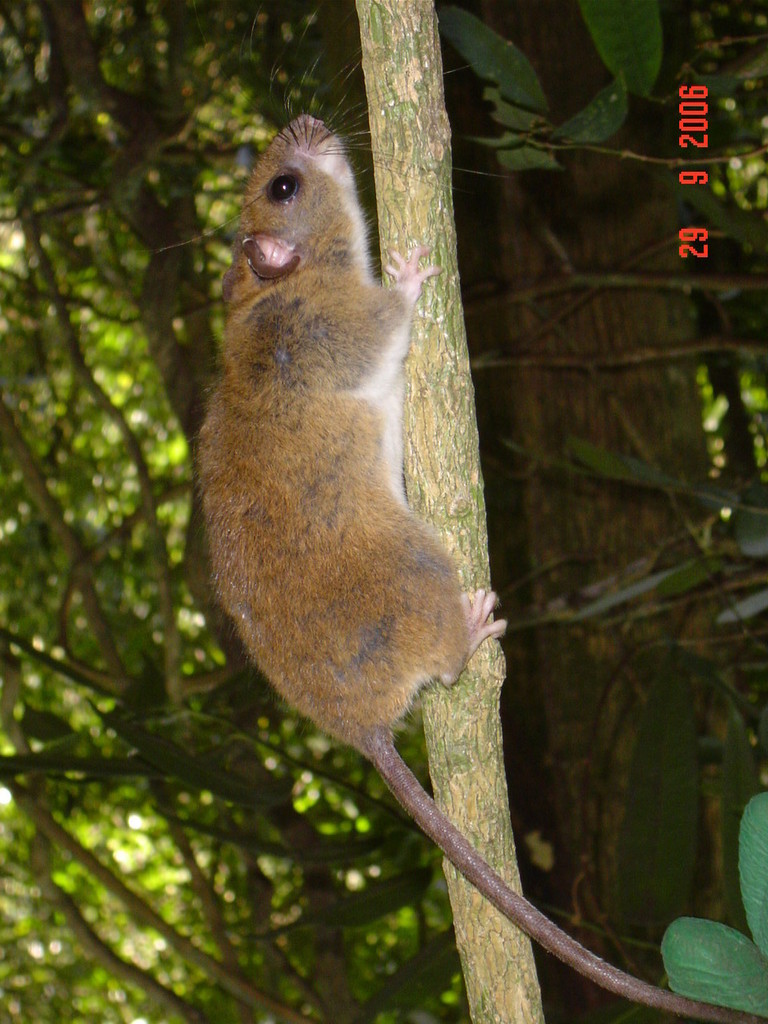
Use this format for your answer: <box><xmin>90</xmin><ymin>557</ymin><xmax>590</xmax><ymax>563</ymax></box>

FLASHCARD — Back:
<box><xmin>385</xmin><ymin>246</ymin><xmax>441</xmax><ymax>305</ymax></box>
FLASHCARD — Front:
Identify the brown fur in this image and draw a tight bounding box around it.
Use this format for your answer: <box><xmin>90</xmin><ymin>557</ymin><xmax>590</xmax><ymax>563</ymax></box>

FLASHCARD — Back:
<box><xmin>197</xmin><ymin>115</ymin><xmax>468</xmax><ymax>750</ymax></box>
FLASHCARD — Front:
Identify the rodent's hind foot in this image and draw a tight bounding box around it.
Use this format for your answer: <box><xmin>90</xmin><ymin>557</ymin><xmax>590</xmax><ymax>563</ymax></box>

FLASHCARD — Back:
<box><xmin>462</xmin><ymin>589</ymin><xmax>507</xmax><ymax>660</ymax></box>
<box><xmin>385</xmin><ymin>246</ymin><xmax>441</xmax><ymax>306</ymax></box>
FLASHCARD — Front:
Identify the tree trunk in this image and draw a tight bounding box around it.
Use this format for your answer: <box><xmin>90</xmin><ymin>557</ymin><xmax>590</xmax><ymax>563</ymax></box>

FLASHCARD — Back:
<box><xmin>356</xmin><ymin>2</ymin><xmax>543</xmax><ymax>1022</ymax></box>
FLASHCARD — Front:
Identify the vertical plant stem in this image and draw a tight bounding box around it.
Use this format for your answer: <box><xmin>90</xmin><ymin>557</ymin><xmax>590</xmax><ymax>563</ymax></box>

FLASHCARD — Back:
<box><xmin>355</xmin><ymin>1</ymin><xmax>544</xmax><ymax>1021</ymax></box>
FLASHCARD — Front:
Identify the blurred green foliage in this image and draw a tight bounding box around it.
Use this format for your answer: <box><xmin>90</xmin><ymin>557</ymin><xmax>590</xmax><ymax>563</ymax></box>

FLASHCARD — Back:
<box><xmin>2</xmin><ymin>2</ymin><xmax>768</xmax><ymax>1023</ymax></box>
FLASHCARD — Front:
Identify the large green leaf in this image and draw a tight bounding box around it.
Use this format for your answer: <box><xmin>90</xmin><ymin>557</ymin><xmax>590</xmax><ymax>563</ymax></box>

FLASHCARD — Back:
<box><xmin>616</xmin><ymin>666</ymin><xmax>698</xmax><ymax>925</ymax></box>
<box><xmin>577</xmin><ymin>0</ymin><xmax>662</xmax><ymax>96</ymax></box>
<box><xmin>722</xmin><ymin>712</ymin><xmax>758</xmax><ymax>932</ymax></box>
<box><xmin>662</xmin><ymin>918</ymin><xmax>768</xmax><ymax>1013</ymax></box>
<box><xmin>439</xmin><ymin>6</ymin><xmax>547</xmax><ymax>111</ymax></box>
<box><xmin>740</xmin><ymin>793</ymin><xmax>768</xmax><ymax>955</ymax></box>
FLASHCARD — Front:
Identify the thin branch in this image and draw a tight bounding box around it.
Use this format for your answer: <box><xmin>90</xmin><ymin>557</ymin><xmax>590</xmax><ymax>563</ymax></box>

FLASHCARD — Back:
<box><xmin>465</xmin><ymin>268</ymin><xmax>768</xmax><ymax>318</ymax></box>
<box><xmin>557</xmin><ymin>139</ymin><xmax>768</xmax><ymax>168</ymax></box>
<box><xmin>473</xmin><ymin>336</ymin><xmax>768</xmax><ymax>372</ymax></box>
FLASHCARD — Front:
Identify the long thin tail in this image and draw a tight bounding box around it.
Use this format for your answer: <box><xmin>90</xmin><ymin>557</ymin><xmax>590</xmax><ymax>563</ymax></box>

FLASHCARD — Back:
<box><xmin>363</xmin><ymin>727</ymin><xmax>764</xmax><ymax>1024</ymax></box>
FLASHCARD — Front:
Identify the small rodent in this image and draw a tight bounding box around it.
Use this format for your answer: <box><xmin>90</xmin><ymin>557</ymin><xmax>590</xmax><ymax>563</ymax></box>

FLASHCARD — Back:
<box><xmin>197</xmin><ymin>115</ymin><xmax>757</xmax><ymax>1024</ymax></box>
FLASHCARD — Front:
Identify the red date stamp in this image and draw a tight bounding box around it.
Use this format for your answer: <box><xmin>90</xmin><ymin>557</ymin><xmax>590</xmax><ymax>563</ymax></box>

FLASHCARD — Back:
<box><xmin>678</xmin><ymin>84</ymin><xmax>708</xmax><ymax>259</ymax></box>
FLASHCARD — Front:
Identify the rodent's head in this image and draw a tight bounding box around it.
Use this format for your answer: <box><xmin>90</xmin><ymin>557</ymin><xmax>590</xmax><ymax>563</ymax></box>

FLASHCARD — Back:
<box><xmin>223</xmin><ymin>115</ymin><xmax>370</xmax><ymax>302</ymax></box>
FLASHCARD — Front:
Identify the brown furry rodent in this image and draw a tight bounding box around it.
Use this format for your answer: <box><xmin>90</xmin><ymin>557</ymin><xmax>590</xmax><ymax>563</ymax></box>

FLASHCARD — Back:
<box><xmin>198</xmin><ymin>116</ymin><xmax>502</xmax><ymax>748</ymax></box>
<box><xmin>197</xmin><ymin>115</ymin><xmax>756</xmax><ymax>1024</ymax></box>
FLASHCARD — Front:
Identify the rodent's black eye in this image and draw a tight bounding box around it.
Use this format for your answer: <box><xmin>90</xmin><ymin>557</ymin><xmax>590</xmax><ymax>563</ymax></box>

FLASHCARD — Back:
<box><xmin>268</xmin><ymin>174</ymin><xmax>300</xmax><ymax>204</ymax></box>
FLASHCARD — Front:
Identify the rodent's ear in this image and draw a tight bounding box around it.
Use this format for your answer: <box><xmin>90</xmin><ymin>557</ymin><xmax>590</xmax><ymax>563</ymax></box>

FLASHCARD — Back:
<box><xmin>243</xmin><ymin>234</ymin><xmax>301</xmax><ymax>281</ymax></box>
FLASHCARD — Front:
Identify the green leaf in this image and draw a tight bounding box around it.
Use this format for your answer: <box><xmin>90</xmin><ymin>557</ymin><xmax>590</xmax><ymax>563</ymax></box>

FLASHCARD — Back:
<box><xmin>734</xmin><ymin>482</ymin><xmax>768</xmax><ymax>558</ymax></box>
<box><xmin>694</xmin><ymin>48</ymin><xmax>768</xmax><ymax>98</ymax></box>
<box><xmin>471</xmin><ymin>130</ymin><xmax>528</xmax><ymax>150</ymax></box>
<box><xmin>572</xmin><ymin>567</ymin><xmax>678</xmax><ymax>621</ymax></box>
<box><xmin>483</xmin><ymin>86</ymin><xmax>538</xmax><ymax>130</ymax></box>
<box><xmin>616</xmin><ymin>666</ymin><xmax>698</xmax><ymax>925</ymax></box>
<box><xmin>300</xmin><ymin>868</ymin><xmax>433</xmax><ymax>929</ymax></box>
<box><xmin>439</xmin><ymin>7</ymin><xmax>547</xmax><ymax>111</ymax></box>
<box><xmin>662</xmin><ymin>917</ymin><xmax>768</xmax><ymax>1013</ymax></box>
<box><xmin>655</xmin><ymin>557</ymin><xmax>720</xmax><ymax>598</ymax></box>
<box><xmin>566</xmin><ymin>438</ymin><xmax>736</xmax><ymax>512</ymax></box>
<box><xmin>676</xmin><ymin>183</ymin><xmax>768</xmax><ymax>252</ymax></box>
<box><xmin>358</xmin><ymin>930</ymin><xmax>460</xmax><ymax>1023</ymax></box>
<box><xmin>567</xmin><ymin>559</ymin><xmax>718</xmax><ymax>627</ymax></box>
<box><xmin>722</xmin><ymin>712</ymin><xmax>758</xmax><ymax>932</ymax></box>
<box><xmin>20</xmin><ymin>706</ymin><xmax>75</xmax><ymax>743</ymax></box>
<box><xmin>0</xmin><ymin>753</ymin><xmax>164</xmax><ymax>780</ymax></box>
<box><xmin>694</xmin><ymin>73</ymin><xmax>751</xmax><ymax>98</ymax></box>
<box><xmin>497</xmin><ymin>145</ymin><xmax>561</xmax><ymax>171</ymax></box>
<box><xmin>104</xmin><ymin>714</ymin><xmax>292</xmax><ymax>807</ymax></box>
<box><xmin>583</xmin><ymin>445</ymin><xmax>670</xmax><ymax>487</ymax></box>
<box><xmin>740</xmin><ymin>793</ymin><xmax>768</xmax><ymax>955</ymax></box>
<box><xmin>577</xmin><ymin>0</ymin><xmax>662</xmax><ymax>97</ymax></box>
<box><xmin>717</xmin><ymin>587</ymin><xmax>768</xmax><ymax>625</ymax></box>
<box><xmin>570</xmin><ymin>438</ymin><xmax>673</xmax><ymax>485</ymax></box>
<box><xmin>553</xmin><ymin>77</ymin><xmax>627</xmax><ymax>142</ymax></box>
<box><xmin>567</xmin><ymin>436</ymin><xmax>635</xmax><ymax>480</ymax></box>
<box><xmin>167</xmin><ymin>812</ymin><xmax>382</xmax><ymax>865</ymax></box>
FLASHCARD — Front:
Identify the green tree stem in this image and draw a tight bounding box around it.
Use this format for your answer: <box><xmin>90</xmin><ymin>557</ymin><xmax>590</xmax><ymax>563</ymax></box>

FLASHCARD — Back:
<box><xmin>355</xmin><ymin>2</ymin><xmax>543</xmax><ymax>1021</ymax></box>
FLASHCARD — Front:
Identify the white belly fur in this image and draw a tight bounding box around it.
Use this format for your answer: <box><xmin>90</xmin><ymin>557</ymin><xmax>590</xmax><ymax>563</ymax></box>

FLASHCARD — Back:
<box><xmin>351</xmin><ymin>319</ymin><xmax>412</xmax><ymax>504</ymax></box>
